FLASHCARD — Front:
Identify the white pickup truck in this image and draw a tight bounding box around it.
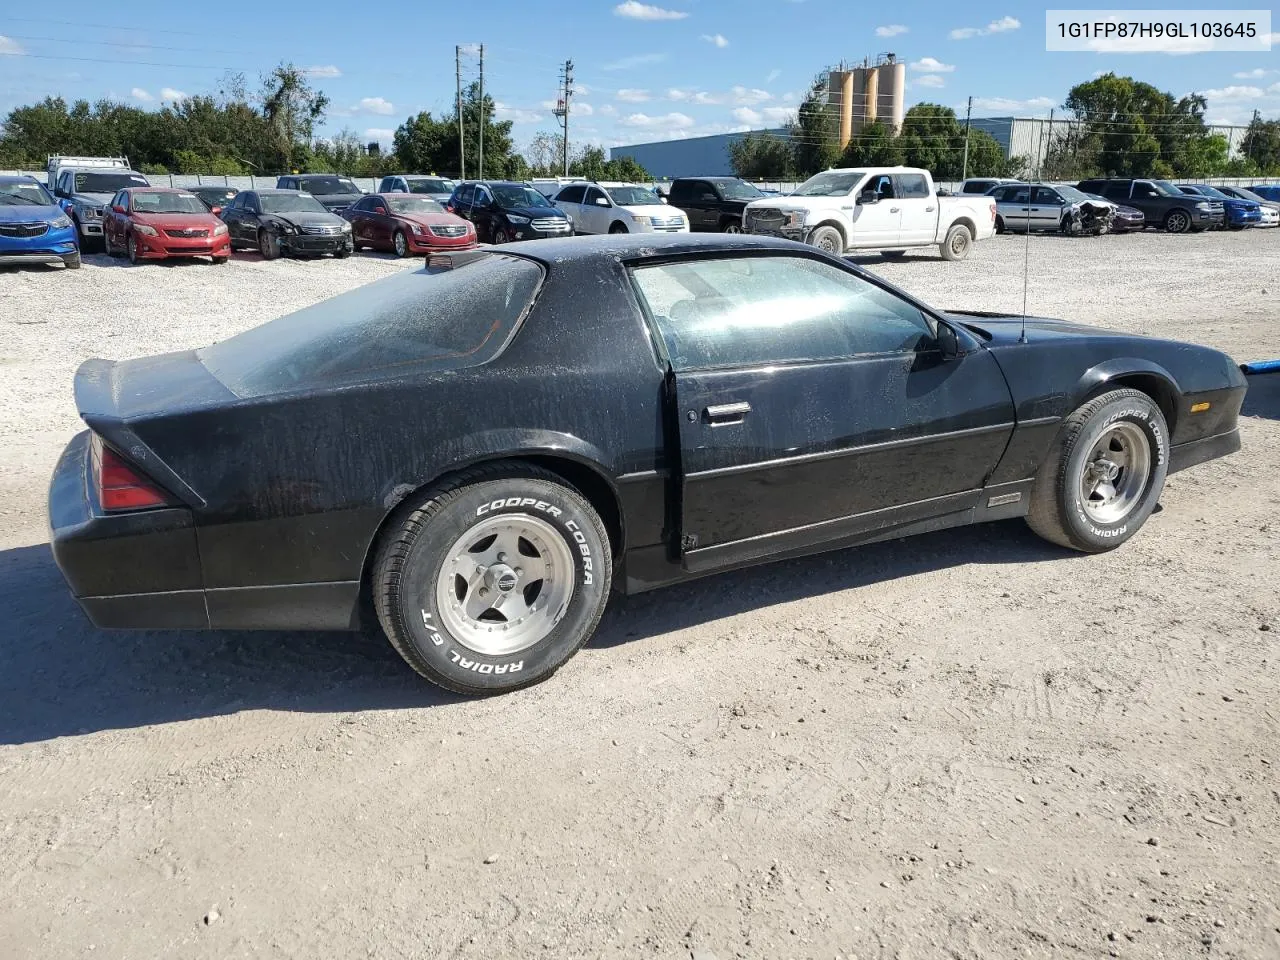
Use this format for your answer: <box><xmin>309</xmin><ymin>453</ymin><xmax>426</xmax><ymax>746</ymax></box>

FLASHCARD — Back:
<box><xmin>743</xmin><ymin>166</ymin><xmax>996</xmax><ymax>261</ymax></box>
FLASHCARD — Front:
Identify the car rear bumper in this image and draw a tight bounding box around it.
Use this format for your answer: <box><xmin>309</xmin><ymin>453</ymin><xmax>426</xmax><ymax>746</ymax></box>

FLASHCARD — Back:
<box><xmin>49</xmin><ymin>431</ymin><xmax>362</xmax><ymax>631</ymax></box>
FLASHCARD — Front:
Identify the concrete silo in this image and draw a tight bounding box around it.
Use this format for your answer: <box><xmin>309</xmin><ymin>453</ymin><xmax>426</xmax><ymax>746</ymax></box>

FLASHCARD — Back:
<box><xmin>829</xmin><ymin>54</ymin><xmax>906</xmax><ymax>148</ymax></box>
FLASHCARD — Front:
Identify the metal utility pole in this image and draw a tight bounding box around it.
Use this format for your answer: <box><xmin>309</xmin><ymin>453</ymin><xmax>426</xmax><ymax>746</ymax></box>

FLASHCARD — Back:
<box><xmin>1045</xmin><ymin>108</ymin><xmax>1055</xmax><ymax>176</ymax></box>
<box><xmin>478</xmin><ymin>44</ymin><xmax>485</xmax><ymax>179</ymax></box>
<box><xmin>456</xmin><ymin>46</ymin><xmax>465</xmax><ymax>179</ymax></box>
<box><xmin>961</xmin><ymin>95</ymin><xmax>973</xmax><ymax>180</ymax></box>
<box><xmin>553</xmin><ymin>60</ymin><xmax>574</xmax><ymax>176</ymax></box>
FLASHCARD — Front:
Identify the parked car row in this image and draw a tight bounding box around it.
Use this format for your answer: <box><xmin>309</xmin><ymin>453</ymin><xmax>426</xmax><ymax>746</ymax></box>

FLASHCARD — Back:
<box><xmin>960</xmin><ymin>175</ymin><xmax>1280</xmax><ymax>235</ymax></box>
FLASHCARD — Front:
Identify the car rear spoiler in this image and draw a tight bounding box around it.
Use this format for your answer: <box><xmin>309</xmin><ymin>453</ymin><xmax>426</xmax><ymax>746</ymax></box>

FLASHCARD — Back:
<box><xmin>426</xmin><ymin>248</ymin><xmax>492</xmax><ymax>270</ymax></box>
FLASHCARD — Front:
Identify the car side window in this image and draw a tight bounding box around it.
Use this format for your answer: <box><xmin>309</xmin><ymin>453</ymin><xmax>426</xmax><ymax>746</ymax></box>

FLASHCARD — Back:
<box><xmin>1101</xmin><ymin>183</ymin><xmax>1129</xmax><ymax>201</ymax></box>
<box><xmin>1008</xmin><ymin>186</ymin><xmax>1031</xmax><ymax>204</ymax></box>
<box><xmin>245</xmin><ymin>194</ymin><xmax>261</xmax><ymax>214</ymax></box>
<box><xmin>895</xmin><ymin>174</ymin><xmax>930</xmax><ymax>200</ymax></box>
<box><xmin>1133</xmin><ymin>181</ymin><xmax>1159</xmax><ymax>199</ymax></box>
<box><xmin>630</xmin><ymin>255</ymin><xmax>934</xmax><ymax>371</ymax></box>
<box><xmin>866</xmin><ymin>175</ymin><xmax>895</xmax><ymax>199</ymax></box>
<box><xmin>1033</xmin><ymin>186</ymin><xmax>1062</xmax><ymax>205</ymax></box>
<box><xmin>584</xmin><ymin>187</ymin><xmax>606</xmax><ymax>205</ymax></box>
<box><xmin>559</xmin><ymin>185</ymin><xmax>586</xmax><ymax>204</ymax></box>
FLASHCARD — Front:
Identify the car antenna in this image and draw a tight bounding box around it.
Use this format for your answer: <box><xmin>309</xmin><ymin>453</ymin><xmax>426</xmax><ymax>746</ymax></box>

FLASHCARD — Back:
<box><xmin>1020</xmin><ymin>123</ymin><xmax>1047</xmax><ymax>344</ymax></box>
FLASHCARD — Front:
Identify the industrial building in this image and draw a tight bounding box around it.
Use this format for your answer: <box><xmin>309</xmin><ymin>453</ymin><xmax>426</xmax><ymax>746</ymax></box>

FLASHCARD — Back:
<box><xmin>610</xmin><ymin>128</ymin><xmax>787</xmax><ymax>180</ymax></box>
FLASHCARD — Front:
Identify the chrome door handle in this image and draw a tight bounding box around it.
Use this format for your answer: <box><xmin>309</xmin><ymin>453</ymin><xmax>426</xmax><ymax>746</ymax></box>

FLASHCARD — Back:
<box><xmin>704</xmin><ymin>401</ymin><xmax>751</xmax><ymax>424</ymax></box>
<box><xmin>889</xmin><ymin>206</ymin><xmax>900</xmax><ymax>213</ymax></box>
<box><xmin>925</xmin><ymin>206</ymin><xmax>935</xmax><ymax>212</ymax></box>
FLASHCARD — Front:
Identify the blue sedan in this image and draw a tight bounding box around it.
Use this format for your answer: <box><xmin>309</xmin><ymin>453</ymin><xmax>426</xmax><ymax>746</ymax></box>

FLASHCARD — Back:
<box><xmin>1177</xmin><ymin>184</ymin><xmax>1261</xmax><ymax>230</ymax></box>
<box><xmin>0</xmin><ymin>175</ymin><xmax>80</xmax><ymax>268</ymax></box>
<box><xmin>1248</xmin><ymin>184</ymin><xmax>1280</xmax><ymax>203</ymax></box>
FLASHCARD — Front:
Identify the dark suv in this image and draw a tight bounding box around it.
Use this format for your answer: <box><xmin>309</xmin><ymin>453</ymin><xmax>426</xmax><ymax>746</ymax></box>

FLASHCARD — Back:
<box><xmin>667</xmin><ymin>177</ymin><xmax>766</xmax><ymax>232</ymax></box>
<box><xmin>446</xmin><ymin>181</ymin><xmax>572</xmax><ymax>243</ymax></box>
<box><xmin>1076</xmin><ymin>178</ymin><xmax>1223</xmax><ymax>234</ymax></box>
<box><xmin>275</xmin><ymin>174</ymin><xmax>365</xmax><ymax>214</ymax></box>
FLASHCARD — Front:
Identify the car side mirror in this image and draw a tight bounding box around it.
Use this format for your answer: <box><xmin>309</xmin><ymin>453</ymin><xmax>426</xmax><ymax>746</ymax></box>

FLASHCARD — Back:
<box><xmin>857</xmin><ymin>189</ymin><xmax>879</xmax><ymax>205</ymax></box>
<box><xmin>374</xmin><ymin>205</ymin><xmax>387</xmax><ymax>214</ymax></box>
<box><xmin>211</xmin><ymin>206</ymin><xmax>222</xmax><ymax>215</ymax></box>
<box><xmin>936</xmin><ymin>321</ymin><xmax>963</xmax><ymax>360</ymax></box>
<box><xmin>112</xmin><ymin>204</ymin><xmax>126</xmax><ymax>214</ymax></box>
<box><xmin>594</xmin><ymin>197</ymin><xmax>609</xmax><ymax>206</ymax></box>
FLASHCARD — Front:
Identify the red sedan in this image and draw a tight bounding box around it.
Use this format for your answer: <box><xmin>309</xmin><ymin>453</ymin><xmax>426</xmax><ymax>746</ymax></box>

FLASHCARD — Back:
<box><xmin>103</xmin><ymin>187</ymin><xmax>231</xmax><ymax>265</ymax></box>
<box><xmin>342</xmin><ymin>193</ymin><xmax>477</xmax><ymax>257</ymax></box>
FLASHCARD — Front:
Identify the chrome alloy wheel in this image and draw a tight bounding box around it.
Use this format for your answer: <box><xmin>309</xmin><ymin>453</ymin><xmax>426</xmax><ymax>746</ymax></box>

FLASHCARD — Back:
<box><xmin>1080</xmin><ymin>421</ymin><xmax>1151</xmax><ymax>524</ymax></box>
<box><xmin>435</xmin><ymin>514</ymin><xmax>575</xmax><ymax>656</ymax></box>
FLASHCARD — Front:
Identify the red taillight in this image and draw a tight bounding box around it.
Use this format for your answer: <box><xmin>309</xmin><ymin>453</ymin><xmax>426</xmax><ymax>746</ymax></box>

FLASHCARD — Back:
<box><xmin>92</xmin><ymin>435</ymin><xmax>170</xmax><ymax>511</ymax></box>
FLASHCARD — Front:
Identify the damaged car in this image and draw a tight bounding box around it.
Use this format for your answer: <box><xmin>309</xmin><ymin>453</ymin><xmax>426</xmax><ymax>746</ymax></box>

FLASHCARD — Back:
<box><xmin>992</xmin><ymin>183</ymin><xmax>1115</xmax><ymax>235</ymax></box>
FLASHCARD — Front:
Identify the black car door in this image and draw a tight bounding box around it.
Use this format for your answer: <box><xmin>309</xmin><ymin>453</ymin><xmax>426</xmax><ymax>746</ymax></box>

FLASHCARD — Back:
<box><xmin>221</xmin><ymin>192</ymin><xmax>247</xmax><ymax>244</ymax></box>
<box><xmin>629</xmin><ymin>253</ymin><xmax>1017</xmax><ymax>572</ymax></box>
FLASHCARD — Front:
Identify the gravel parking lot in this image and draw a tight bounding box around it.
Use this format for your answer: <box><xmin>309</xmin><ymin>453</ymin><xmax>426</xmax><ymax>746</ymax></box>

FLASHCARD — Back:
<box><xmin>2</xmin><ymin>232</ymin><xmax>1278</xmax><ymax>959</ymax></box>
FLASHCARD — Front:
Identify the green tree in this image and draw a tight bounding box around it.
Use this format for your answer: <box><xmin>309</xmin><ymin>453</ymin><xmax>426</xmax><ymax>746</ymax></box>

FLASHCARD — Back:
<box><xmin>259</xmin><ymin>63</ymin><xmax>330</xmax><ymax>171</ymax></box>
<box><xmin>728</xmin><ymin>132</ymin><xmax>794</xmax><ymax>178</ymax></box>
<box><xmin>1242</xmin><ymin>116</ymin><xmax>1280</xmax><ymax>174</ymax></box>
<box><xmin>789</xmin><ymin>74</ymin><xmax>840</xmax><ymax>176</ymax></box>
<box><xmin>388</xmin><ymin>82</ymin><xmax>519</xmax><ymax>177</ymax></box>
<box><xmin>838</xmin><ymin>121</ymin><xmax>904</xmax><ymax>169</ymax></box>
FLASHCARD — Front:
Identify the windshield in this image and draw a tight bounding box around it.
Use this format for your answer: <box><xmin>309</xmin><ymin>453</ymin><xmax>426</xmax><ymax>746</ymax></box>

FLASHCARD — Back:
<box><xmin>1055</xmin><ymin>185</ymin><xmax>1092</xmax><ymax>204</ymax></box>
<box><xmin>718</xmin><ymin>179</ymin><xmax>765</xmax><ymax>200</ymax></box>
<box><xmin>1150</xmin><ymin>180</ymin><xmax>1185</xmax><ymax>198</ymax></box>
<box><xmin>1230</xmin><ymin>188</ymin><xmax>1268</xmax><ymax>204</ymax></box>
<box><xmin>131</xmin><ymin>192</ymin><xmax>208</xmax><ymax>214</ymax></box>
<box><xmin>260</xmin><ymin>193</ymin><xmax>329</xmax><ymax>214</ymax></box>
<box><xmin>791</xmin><ymin>171</ymin><xmax>866</xmax><ymax>197</ymax></box>
<box><xmin>198</xmin><ymin>255</ymin><xmax>544</xmax><ymax>396</ymax></box>
<box><xmin>195</xmin><ymin>188</ymin><xmax>237</xmax><ymax>201</ymax></box>
<box><xmin>492</xmin><ymin>185</ymin><xmax>552</xmax><ymax>208</ymax></box>
<box><xmin>407</xmin><ymin>178</ymin><xmax>453</xmax><ymax>194</ymax></box>
<box><xmin>1189</xmin><ymin>185</ymin><xmax>1230</xmax><ymax>200</ymax></box>
<box><xmin>299</xmin><ymin>177</ymin><xmax>361</xmax><ymax>196</ymax></box>
<box><xmin>0</xmin><ymin>181</ymin><xmax>55</xmax><ymax>206</ymax></box>
<box><xmin>74</xmin><ymin>172</ymin><xmax>149</xmax><ymax>193</ymax></box>
<box><xmin>606</xmin><ymin>186</ymin><xmax>663</xmax><ymax>206</ymax></box>
<box><xmin>386</xmin><ymin>196</ymin><xmax>444</xmax><ymax>215</ymax></box>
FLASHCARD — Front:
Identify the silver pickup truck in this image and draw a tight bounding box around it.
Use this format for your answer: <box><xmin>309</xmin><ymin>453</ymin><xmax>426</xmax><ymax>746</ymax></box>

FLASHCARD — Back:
<box><xmin>47</xmin><ymin>156</ymin><xmax>150</xmax><ymax>249</ymax></box>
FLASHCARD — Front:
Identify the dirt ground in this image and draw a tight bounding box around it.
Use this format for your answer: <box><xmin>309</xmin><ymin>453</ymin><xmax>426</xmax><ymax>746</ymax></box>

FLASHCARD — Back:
<box><xmin>1</xmin><ymin>231</ymin><xmax>1278</xmax><ymax>960</ymax></box>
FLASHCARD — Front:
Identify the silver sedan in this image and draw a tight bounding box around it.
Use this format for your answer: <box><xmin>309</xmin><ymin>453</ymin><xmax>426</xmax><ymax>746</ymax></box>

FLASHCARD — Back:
<box><xmin>990</xmin><ymin>183</ymin><xmax>1112</xmax><ymax>233</ymax></box>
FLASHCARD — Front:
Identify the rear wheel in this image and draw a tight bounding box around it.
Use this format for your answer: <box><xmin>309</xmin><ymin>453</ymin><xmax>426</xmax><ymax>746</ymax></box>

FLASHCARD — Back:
<box><xmin>994</xmin><ymin>215</ymin><xmax>1006</xmax><ymax>234</ymax></box>
<box><xmin>1026</xmin><ymin>388</ymin><xmax>1168</xmax><ymax>553</ymax></box>
<box><xmin>373</xmin><ymin>464</ymin><xmax>612</xmax><ymax>694</ymax></box>
<box><xmin>939</xmin><ymin>223</ymin><xmax>973</xmax><ymax>261</ymax></box>
<box><xmin>392</xmin><ymin>230</ymin><xmax>408</xmax><ymax>257</ymax></box>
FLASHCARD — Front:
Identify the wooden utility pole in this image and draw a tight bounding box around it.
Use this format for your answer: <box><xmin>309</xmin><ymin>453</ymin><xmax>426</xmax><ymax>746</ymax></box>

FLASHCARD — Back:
<box><xmin>478</xmin><ymin>44</ymin><xmax>485</xmax><ymax>179</ymax></box>
<box><xmin>456</xmin><ymin>46</ymin><xmax>465</xmax><ymax>179</ymax></box>
<box><xmin>961</xmin><ymin>95</ymin><xmax>973</xmax><ymax>180</ymax></box>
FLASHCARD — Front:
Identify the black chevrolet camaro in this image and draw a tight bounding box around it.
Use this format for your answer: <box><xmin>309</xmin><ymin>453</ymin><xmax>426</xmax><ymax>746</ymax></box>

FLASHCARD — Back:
<box><xmin>49</xmin><ymin>234</ymin><xmax>1246</xmax><ymax>694</ymax></box>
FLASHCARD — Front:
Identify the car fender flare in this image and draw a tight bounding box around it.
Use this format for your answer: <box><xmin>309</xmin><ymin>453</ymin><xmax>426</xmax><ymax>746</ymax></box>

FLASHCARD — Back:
<box><xmin>803</xmin><ymin>219</ymin><xmax>847</xmax><ymax>245</ymax></box>
<box><xmin>1070</xmin><ymin>358</ymin><xmax>1181</xmax><ymax>425</ymax></box>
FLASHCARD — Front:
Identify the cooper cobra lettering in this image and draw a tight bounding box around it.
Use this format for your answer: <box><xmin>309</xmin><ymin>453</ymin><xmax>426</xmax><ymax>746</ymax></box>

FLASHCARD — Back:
<box><xmin>476</xmin><ymin>497</ymin><xmax>562</xmax><ymax>518</ymax></box>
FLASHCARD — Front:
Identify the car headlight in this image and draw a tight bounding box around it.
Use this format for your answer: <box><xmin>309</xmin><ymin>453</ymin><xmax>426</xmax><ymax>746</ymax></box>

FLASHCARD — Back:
<box><xmin>51</xmin><ymin>215</ymin><xmax>72</xmax><ymax>229</ymax></box>
<box><xmin>83</xmin><ymin>206</ymin><xmax>102</xmax><ymax>220</ymax></box>
<box><xmin>133</xmin><ymin>224</ymin><xmax>158</xmax><ymax>236</ymax></box>
<box><xmin>340</xmin><ymin>222</ymin><xmax>352</xmax><ymax>232</ymax></box>
<box><xmin>213</xmin><ymin>223</ymin><xmax>228</xmax><ymax>236</ymax></box>
<box><xmin>408</xmin><ymin>222</ymin><xmax>423</xmax><ymax>235</ymax></box>
<box><xmin>507</xmin><ymin>215</ymin><xmax>530</xmax><ymax>225</ymax></box>
<box><xmin>787</xmin><ymin>211</ymin><xmax>805</xmax><ymax>226</ymax></box>
<box><xmin>1194</xmin><ymin>202</ymin><xmax>1210</xmax><ymax>210</ymax></box>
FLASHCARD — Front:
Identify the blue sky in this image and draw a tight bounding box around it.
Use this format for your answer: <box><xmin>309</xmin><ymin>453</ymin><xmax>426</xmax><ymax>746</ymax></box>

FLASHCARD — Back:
<box><xmin>2</xmin><ymin>0</ymin><xmax>1277</xmax><ymax>154</ymax></box>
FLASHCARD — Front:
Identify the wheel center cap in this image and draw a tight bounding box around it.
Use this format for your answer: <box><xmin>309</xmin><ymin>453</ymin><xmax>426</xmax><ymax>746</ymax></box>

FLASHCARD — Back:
<box><xmin>486</xmin><ymin>564</ymin><xmax>518</xmax><ymax>594</ymax></box>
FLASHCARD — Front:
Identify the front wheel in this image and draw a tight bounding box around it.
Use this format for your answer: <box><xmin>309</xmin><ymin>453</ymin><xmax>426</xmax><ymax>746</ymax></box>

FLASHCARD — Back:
<box><xmin>1026</xmin><ymin>388</ymin><xmax>1168</xmax><ymax>553</ymax></box>
<box><xmin>127</xmin><ymin>234</ymin><xmax>140</xmax><ymax>265</ymax></box>
<box><xmin>1164</xmin><ymin>210</ymin><xmax>1191</xmax><ymax>234</ymax></box>
<box><xmin>335</xmin><ymin>244</ymin><xmax>352</xmax><ymax>259</ymax></box>
<box><xmin>64</xmin><ymin>253</ymin><xmax>82</xmax><ymax>270</ymax></box>
<box><xmin>258</xmin><ymin>229</ymin><xmax>281</xmax><ymax>260</ymax></box>
<box><xmin>372</xmin><ymin>465</ymin><xmax>613</xmax><ymax>694</ymax></box>
<box><xmin>609</xmin><ymin>222</ymin><xmax>628</xmax><ymax>234</ymax></box>
<box><xmin>493</xmin><ymin>227</ymin><xmax>509</xmax><ymax>244</ymax></box>
<box><xmin>806</xmin><ymin>225</ymin><xmax>843</xmax><ymax>254</ymax></box>
<box><xmin>721</xmin><ymin>220</ymin><xmax>742</xmax><ymax>234</ymax></box>
<box><xmin>392</xmin><ymin>230</ymin><xmax>408</xmax><ymax>257</ymax></box>
<box><xmin>939</xmin><ymin>223</ymin><xmax>973</xmax><ymax>261</ymax></box>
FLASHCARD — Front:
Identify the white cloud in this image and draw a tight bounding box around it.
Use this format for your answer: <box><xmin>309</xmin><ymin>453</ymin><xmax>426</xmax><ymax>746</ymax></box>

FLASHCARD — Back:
<box><xmin>619</xmin><ymin>111</ymin><xmax>695</xmax><ymax>128</ymax></box>
<box><xmin>1200</xmin><ymin>85</ymin><xmax>1265</xmax><ymax>101</ymax></box>
<box><xmin>357</xmin><ymin>97</ymin><xmax>394</xmax><ymax>115</ymax></box>
<box><xmin>731</xmin><ymin>106</ymin><xmax>795</xmax><ymax>126</ymax></box>
<box><xmin>876</xmin><ymin>25</ymin><xmax>908</xmax><ymax>38</ymax></box>
<box><xmin>598</xmin><ymin>103</ymin><xmax>616</xmax><ymax>115</ymax></box>
<box><xmin>915</xmin><ymin>75</ymin><xmax>946</xmax><ymax>89</ymax></box>
<box><xmin>160</xmin><ymin>87</ymin><xmax>187</xmax><ymax>101</ymax></box>
<box><xmin>303</xmin><ymin>64</ymin><xmax>341</xmax><ymax>78</ymax></box>
<box><xmin>493</xmin><ymin>102</ymin><xmax>543</xmax><ymax>124</ymax></box>
<box><xmin>732</xmin><ymin>86</ymin><xmax>772</xmax><ymax>105</ymax></box>
<box><xmin>614</xmin><ymin>1</ymin><xmax>688</xmax><ymax>20</ymax></box>
<box><xmin>575</xmin><ymin>102</ymin><xmax>595</xmax><ymax>115</ymax></box>
<box><xmin>969</xmin><ymin>96</ymin><xmax>1055</xmax><ymax>113</ymax></box>
<box><xmin>667</xmin><ymin>88</ymin><xmax>722</xmax><ymax>104</ymax></box>
<box><xmin>130</xmin><ymin>87</ymin><xmax>154</xmax><ymax>102</ymax></box>
<box><xmin>0</xmin><ymin>35</ymin><xmax>25</xmax><ymax>55</ymax></box>
<box><xmin>575</xmin><ymin>84</ymin><xmax>591</xmax><ymax>95</ymax></box>
<box><xmin>364</xmin><ymin>128</ymin><xmax>394</xmax><ymax>142</ymax></box>
<box><xmin>910</xmin><ymin>57</ymin><xmax>955</xmax><ymax>73</ymax></box>
<box><xmin>1233</xmin><ymin>68</ymin><xmax>1275</xmax><ymax>80</ymax></box>
<box><xmin>616</xmin><ymin>88</ymin><xmax>652</xmax><ymax>102</ymax></box>
<box><xmin>603</xmin><ymin>52</ymin><xmax>668</xmax><ymax>70</ymax></box>
<box><xmin>765</xmin><ymin>68</ymin><xmax>781</xmax><ymax>83</ymax></box>
<box><xmin>701</xmin><ymin>33</ymin><xmax>729</xmax><ymax>48</ymax></box>
<box><xmin>950</xmin><ymin>16</ymin><xmax>1020</xmax><ymax>40</ymax></box>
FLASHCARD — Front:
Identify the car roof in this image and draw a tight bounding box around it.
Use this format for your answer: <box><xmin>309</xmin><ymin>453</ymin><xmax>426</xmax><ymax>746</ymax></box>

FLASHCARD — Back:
<box><xmin>501</xmin><ymin>232</ymin><xmax>807</xmax><ymax>267</ymax></box>
<box><xmin>675</xmin><ymin>175</ymin><xmax>746</xmax><ymax>182</ymax></box>
<box><xmin>122</xmin><ymin>186</ymin><xmax>194</xmax><ymax>193</ymax></box>
<box><xmin>0</xmin><ymin>174</ymin><xmax>43</xmax><ymax>184</ymax></box>
<box><xmin>255</xmin><ymin>189</ymin><xmax>309</xmax><ymax>195</ymax></box>
<box><xmin>461</xmin><ymin>180</ymin><xmax>530</xmax><ymax>187</ymax></box>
